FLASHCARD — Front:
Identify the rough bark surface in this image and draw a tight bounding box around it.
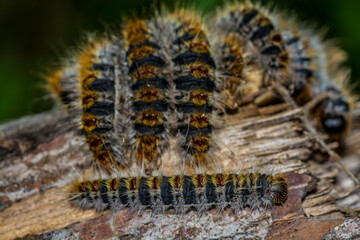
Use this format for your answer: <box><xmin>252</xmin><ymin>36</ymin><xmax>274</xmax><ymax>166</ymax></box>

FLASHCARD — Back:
<box><xmin>0</xmin><ymin>103</ymin><xmax>359</xmax><ymax>240</ymax></box>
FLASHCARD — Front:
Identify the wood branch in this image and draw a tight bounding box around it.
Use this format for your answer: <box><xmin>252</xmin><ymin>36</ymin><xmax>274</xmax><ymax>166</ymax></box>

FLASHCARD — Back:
<box><xmin>0</xmin><ymin>103</ymin><xmax>359</xmax><ymax>240</ymax></box>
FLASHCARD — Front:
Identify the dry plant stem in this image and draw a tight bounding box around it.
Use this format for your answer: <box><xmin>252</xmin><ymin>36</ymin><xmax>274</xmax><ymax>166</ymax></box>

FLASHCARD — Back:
<box><xmin>273</xmin><ymin>83</ymin><xmax>360</xmax><ymax>186</ymax></box>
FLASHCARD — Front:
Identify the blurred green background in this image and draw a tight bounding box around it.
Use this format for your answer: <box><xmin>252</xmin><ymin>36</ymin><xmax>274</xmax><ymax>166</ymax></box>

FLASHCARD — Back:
<box><xmin>0</xmin><ymin>0</ymin><xmax>359</xmax><ymax>123</ymax></box>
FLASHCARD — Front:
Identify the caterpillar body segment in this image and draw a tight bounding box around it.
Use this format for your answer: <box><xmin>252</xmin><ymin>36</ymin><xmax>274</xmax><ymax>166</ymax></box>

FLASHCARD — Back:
<box><xmin>70</xmin><ymin>171</ymin><xmax>288</xmax><ymax>213</ymax></box>
<box><xmin>165</xmin><ymin>10</ymin><xmax>217</xmax><ymax>167</ymax></box>
<box><xmin>122</xmin><ymin>19</ymin><xmax>171</xmax><ymax>169</ymax></box>
<box><xmin>78</xmin><ymin>39</ymin><xmax>127</xmax><ymax>173</ymax></box>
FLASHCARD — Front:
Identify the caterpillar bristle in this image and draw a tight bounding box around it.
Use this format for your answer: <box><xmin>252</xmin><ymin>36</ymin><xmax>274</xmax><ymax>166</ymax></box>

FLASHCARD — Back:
<box><xmin>45</xmin><ymin>68</ymin><xmax>64</xmax><ymax>101</ymax></box>
<box><xmin>69</xmin><ymin>171</ymin><xmax>288</xmax><ymax>214</ymax></box>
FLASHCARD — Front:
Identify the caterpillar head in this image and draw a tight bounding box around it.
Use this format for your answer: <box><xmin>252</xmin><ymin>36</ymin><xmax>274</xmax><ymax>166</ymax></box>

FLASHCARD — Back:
<box><xmin>320</xmin><ymin>88</ymin><xmax>350</xmax><ymax>135</ymax></box>
<box><xmin>270</xmin><ymin>175</ymin><xmax>288</xmax><ymax>205</ymax></box>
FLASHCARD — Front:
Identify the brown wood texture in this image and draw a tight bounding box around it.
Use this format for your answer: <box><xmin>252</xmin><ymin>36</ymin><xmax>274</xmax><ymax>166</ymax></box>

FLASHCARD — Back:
<box><xmin>0</xmin><ymin>103</ymin><xmax>359</xmax><ymax>240</ymax></box>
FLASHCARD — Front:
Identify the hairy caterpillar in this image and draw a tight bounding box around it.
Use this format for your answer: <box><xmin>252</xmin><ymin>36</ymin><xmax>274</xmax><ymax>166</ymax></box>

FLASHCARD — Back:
<box><xmin>78</xmin><ymin>39</ymin><xmax>127</xmax><ymax>172</ymax></box>
<box><xmin>276</xmin><ymin>17</ymin><xmax>354</xmax><ymax>137</ymax></box>
<box><xmin>165</xmin><ymin>10</ymin><xmax>217</xmax><ymax>166</ymax></box>
<box><xmin>306</xmin><ymin>37</ymin><xmax>354</xmax><ymax>137</ymax></box>
<box><xmin>122</xmin><ymin>19</ymin><xmax>171</xmax><ymax>168</ymax></box>
<box><xmin>46</xmin><ymin>40</ymin><xmax>128</xmax><ymax>173</ymax></box>
<box><xmin>70</xmin><ymin>171</ymin><xmax>288</xmax><ymax>213</ymax></box>
<box><xmin>215</xmin><ymin>2</ymin><xmax>290</xmax><ymax>98</ymax></box>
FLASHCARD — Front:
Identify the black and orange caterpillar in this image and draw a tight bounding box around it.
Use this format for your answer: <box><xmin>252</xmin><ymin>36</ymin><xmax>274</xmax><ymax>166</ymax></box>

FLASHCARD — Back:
<box><xmin>46</xmin><ymin>2</ymin><xmax>354</xmax><ymax>175</ymax></box>
<box><xmin>47</xmin><ymin>39</ymin><xmax>128</xmax><ymax>173</ymax></box>
<box><xmin>70</xmin><ymin>171</ymin><xmax>288</xmax><ymax>213</ymax></box>
<box><xmin>276</xmin><ymin>15</ymin><xmax>354</xmax><ymax>137</ymax></box>
<box><xmin>122</xmin><ymin>19</ymin><xmax>170</xmax><ymax>168</ymax></box>
<box><xmin>78</xmin><ymin>39</ymin><xmax>128</xmax><ymax>172</ymax></box>
<box><xmin>166</xmin><ymin>10</ymin><xmax>217</xmax><ymax>165</ymax></box>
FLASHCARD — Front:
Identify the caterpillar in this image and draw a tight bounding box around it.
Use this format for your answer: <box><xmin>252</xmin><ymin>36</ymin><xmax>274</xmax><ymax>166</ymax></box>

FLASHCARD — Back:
<box><xmin>215</xmin><ymin>2</ymin><xmax>291</xmax><ymax>100</ymax></box>
<box><xmin>122</xmin><ymin>19</ymin><xmax>170</xmax><ymax>168</ymax></box>
<box><xmin>276</xmin><ymin>17</ymin><xmax>354</xmax><ymax>137</ymax></box>
<box><xmin>70</xmin><ymin>171</ymin><xmax>288</xmax><ymax>213</ymax></box>
<box><xmin>78</xmin><ymin>38</ymin><xmax>127</xmax><ymax>173</ymax></box>
<box><xmin>166</xmin><ymin>10</ymin><xmax>217</xmax><ymax>166</ymax></box>
<box><xmin>45</xmin><ymin>40</ymin><xmax>128</xmax><ymax>173</ymax></box>
<box><xmin>213</xmin><ymin>2</ymin><xmax>312</xmax><ymax>110</ymax></box>
<box><xmin>308</xmin><ymin>39</ymin><xmax>354</xmax><ymax>137</ymax></box>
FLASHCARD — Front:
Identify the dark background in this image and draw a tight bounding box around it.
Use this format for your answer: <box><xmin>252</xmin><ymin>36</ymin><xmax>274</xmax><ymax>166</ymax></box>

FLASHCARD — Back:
<box><xmin>1</xmin><ymin>0</ymin><xmax>359</xmax><ymax>123</ymax></box>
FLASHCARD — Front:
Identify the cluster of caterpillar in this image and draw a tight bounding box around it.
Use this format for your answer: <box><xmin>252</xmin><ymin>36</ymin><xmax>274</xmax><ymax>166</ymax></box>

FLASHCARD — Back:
<box><xmin>45</xmin><ymin>2</ymin><xmax>355</xmax><ymax>213</ymax></box>
<box><xmin>70</xmin><ymin>171</ymin><xmax>288</xmax><ymax>213</ymax></box>
<box><xmin>48</xmin><ymin>10</ymin><xmax>222</xmax><ymax>173</ymax></box>
<box><xmin>214</xmin><ymin>2</ymin><xmax>354</xmax><ymax>136</ymax></box>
